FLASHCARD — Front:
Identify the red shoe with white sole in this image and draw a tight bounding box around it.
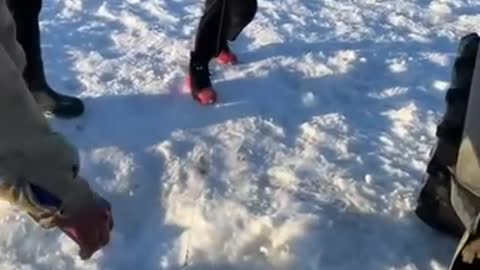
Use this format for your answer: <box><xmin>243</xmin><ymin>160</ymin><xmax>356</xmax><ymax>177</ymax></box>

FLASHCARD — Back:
<box><xmin>216</xmin><ymin>49</ymin><xmax>238</xmax><ymax>65</ymax></box>
<box><xmin>185</xmin><ymin>53</ymin><xmax>218</xmax><ymax>105</ymax></box>
<box><xmin>184</xmin><ymin>75</ymin><xmax>217</xmax><ymax>105</ymax></box>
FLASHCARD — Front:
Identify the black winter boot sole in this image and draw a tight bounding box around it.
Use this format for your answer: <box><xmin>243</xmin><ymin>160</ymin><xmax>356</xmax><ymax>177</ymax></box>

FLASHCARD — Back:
<box><xmin>30</xmin><ymin>86</ymin><xmax>85</xmax><ymax>118</ymax></box>
<box><xmin>415</xmin><ymin>172</ymin><xmax>465</xmax><ymax>238</ymax></box>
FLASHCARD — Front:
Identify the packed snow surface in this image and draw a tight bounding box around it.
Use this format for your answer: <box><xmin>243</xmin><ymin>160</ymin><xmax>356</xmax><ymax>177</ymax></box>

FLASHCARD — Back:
<box><xmin>1</xmin><ymin>0</ymin><xmax>480</xmax><ymax>269</ymax></box>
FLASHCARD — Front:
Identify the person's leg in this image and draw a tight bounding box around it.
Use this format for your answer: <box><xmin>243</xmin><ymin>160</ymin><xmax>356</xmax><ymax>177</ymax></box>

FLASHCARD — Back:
<box><xmin>193</xmin><ymin>0</ymin><xmax>257</xmax><ymax>59</ymax></box>
<box><xmin>215</xmin><ymin>0</ymin><xmax>257</xmax><ymax>65</ymax></box>
<box><xmin>187</xmin><ymin>0</ymin><xmax>226</xmax><ymax>105</ymax></box>
<box><xmin>415</xmin><ymin>33</ymin><xmax>480</xmax><ymax>238</ymax></box>
<box><xmin>8</xmin><ymin>0</ymin><xmax>84</xmax><ymax>118</ymax></box>
<box><xmin>187</xmin><ymin>0</ymin><xmax>257</xmax><ymax>105</ymax></box>
<box><xmin>224</xmin><ymin>0</ymin><xmax>257</xmax><ymax>43</ymax></box>
<box><xmin>192</xmin><ymin>0</ymin><xmax>227</xmax><ymax>64</ymax></box>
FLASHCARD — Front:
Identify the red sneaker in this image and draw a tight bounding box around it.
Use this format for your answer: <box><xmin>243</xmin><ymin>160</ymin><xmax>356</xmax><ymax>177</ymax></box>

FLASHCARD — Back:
<box><xmin>216</xmin><ymin>49</ymin><xmax>238</xmax><ymax>65</ymax></box>
<box><xmin>184</xmin><ymin>75</ymin><xmax>217</xmax><ymax>105</ymax></box>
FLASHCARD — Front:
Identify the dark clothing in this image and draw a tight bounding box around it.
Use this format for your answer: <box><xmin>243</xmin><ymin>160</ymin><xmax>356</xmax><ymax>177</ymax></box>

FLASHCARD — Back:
<box><xmin>414</xmin><ymin>33</ymin><xmax>480</xmax><ymax>268</ymax></box>
<box><xmin>7</xmin><ymin>0</ymin><xmax>85</xmax><ymax>118</ymax></box>
<box><xmin>192</xmin><ymin>0</ymin><xmax>257</xmax><ymax>62</ymax></box>
<box><xmin>7</xmin><ymin>0</ymin><xmax>46</xmax><ymax>87</ymax></box>
<box><xmin>436</xmin><ymin>33</ymin><xmax>479</xmax><ymax>148</ymax></box>
<box><xmin>415</xmin><ymin>34</ymin><xmax>480</xmax><ymax>239</ymax></box>
<box><xmin>448</xmin><ymin>34</ymin><xmax>480</xmax><ymax>269</ymax></box>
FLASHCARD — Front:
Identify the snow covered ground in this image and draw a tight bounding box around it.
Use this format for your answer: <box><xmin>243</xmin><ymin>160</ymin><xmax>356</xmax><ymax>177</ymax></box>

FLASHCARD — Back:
<box><xmin>0</xmin><ymin>0</ymin><xmax>480</xmax><ymax>269</ymax></box>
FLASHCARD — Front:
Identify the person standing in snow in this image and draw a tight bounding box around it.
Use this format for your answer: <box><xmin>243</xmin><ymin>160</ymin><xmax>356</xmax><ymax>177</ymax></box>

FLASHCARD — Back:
<box><xmin>7</xmin><ymin>0</ymin><xmax>84</xmax><ymax>118</ymax></box>
<box><xmin>185</xmin><ymin>0</ymin><xmax>258</xmax><ymax>105</ymax></box>
<box><xmin>415</xmin><ymin>33</ymin><xmax>480</xmax><ymax>269</ymax></box>
<box><xmin>0</xmin><ymin>0</ymin><xmax>113</xmax><ymax>260</ymax></box>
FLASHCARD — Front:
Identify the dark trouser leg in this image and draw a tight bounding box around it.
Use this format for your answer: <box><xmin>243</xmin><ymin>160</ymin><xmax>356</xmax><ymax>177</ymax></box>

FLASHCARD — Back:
<box><xmin>192</xmin><ymin>0</ymin><xmax>257</xmax><ymax>62</ymax></box>
<box><xmin>437</xmin><ymin>33</ymin><xmax>479</xmax><ymax>147</ymax></box>
<box><xmin>7</xmin><ymin>0</ymin><xmax>44</xmax><ymax>84</ymax></box>
<box><xmin>189</xmin><ymin>0</ymin><xmax>257</xmax><ymax>96</ymax></box>
<box><xmin>8</xmin><ymin>0</ymin><xmax>84</xmax><ymax>118</ymax></box>
<box><xmin>415</xmin><ymin>33</ymin><xmax>480</xmax><ymax>239</ymax></box>
<box><xmin>192</xmin><ymin>0</ymin><xmax>228</xmax><ymax>63</ymax></box>
<box><xmin>188</xmin><ymin>0</ymin><xmax>257</xmax><ymax>104</ymax></box>
<box><xmin>224</xmin><ymin>0</ymin><xmax>257</xmax><ymax>42</ymax></box>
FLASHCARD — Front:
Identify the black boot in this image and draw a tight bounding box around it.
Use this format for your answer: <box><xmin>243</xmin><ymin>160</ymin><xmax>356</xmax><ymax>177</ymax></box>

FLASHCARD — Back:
<box><xmin>28</xmin><ymin>79</ymin><xmax>85</xmax><ymax>118</ymax></box>
<box><xmin>187</xmin><ymin>52</ymin><xmax>217</xmax><ymax>105</ymax></box>
<box><xmin>415</xmin><ymin>33</ymin><xmax>480</xmax><ymax>238</ymax></box>
<box><xmin>415</xmin><ymin>141</ymin><xmax>465</xmax><ymax>238</ymax></box>
<box><xmin>8</xmin><ymin>0</ymin><xmax>84</xmax><ymax>118</ymax></box>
